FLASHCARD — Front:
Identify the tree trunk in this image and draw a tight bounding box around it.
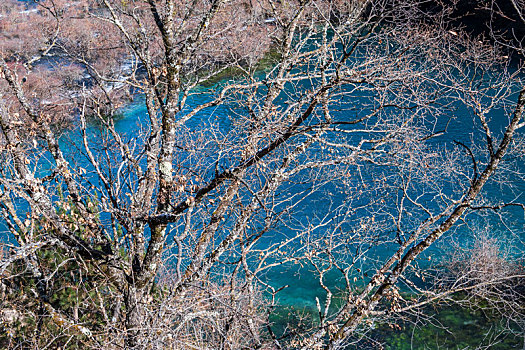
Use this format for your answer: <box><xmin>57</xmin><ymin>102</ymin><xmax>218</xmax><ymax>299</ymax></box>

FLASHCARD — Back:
<box><xmin>124</xmin><ymin>285</ymin><xmax>146</xmax><ymax>349</ymax></box>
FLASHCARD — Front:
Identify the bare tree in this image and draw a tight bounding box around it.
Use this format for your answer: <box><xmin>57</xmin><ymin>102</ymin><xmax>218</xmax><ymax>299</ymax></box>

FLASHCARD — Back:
<box><xmin>0</xmin><ymin>0</ymin><xmax>524</xmax><ymax>349</ymax></box>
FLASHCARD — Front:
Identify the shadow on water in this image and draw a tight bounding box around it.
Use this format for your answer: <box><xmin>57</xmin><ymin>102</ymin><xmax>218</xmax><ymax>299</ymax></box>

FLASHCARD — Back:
<box><xmin>371</xmin><ymin>302</ymin><xmax>524</xmax><ymax>349</ymax></box>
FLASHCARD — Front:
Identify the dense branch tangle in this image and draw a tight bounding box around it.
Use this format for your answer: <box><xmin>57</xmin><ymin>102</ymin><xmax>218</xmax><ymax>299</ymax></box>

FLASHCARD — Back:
<box><xmin>0</xmin><ymin>0</ymin><xmax>524</xmax><ymax>349</ymax></box>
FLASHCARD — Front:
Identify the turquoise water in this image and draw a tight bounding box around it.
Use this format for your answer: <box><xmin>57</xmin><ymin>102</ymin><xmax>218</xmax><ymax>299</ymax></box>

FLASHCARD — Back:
<box><xmin>98</xmin><ymin>71</ymin><xmax>525</xmax><ymax>309</ymax></box>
